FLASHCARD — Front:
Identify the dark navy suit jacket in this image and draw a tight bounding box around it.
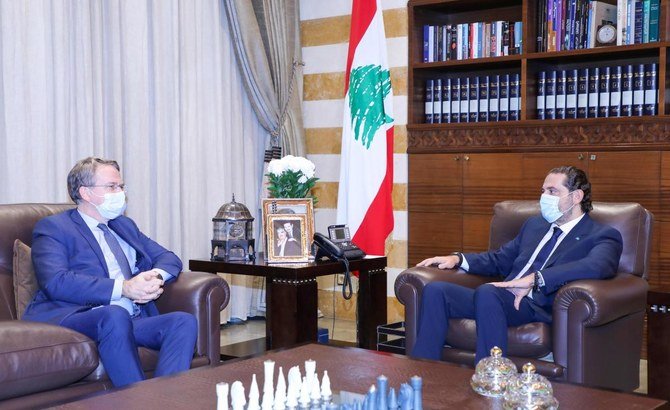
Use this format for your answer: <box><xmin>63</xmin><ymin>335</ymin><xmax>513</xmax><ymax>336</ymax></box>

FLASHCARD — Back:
<box><xmin>23</xmin><ymin>209</ymin><xmax>182</xmax><ymax>325</ymax></box>
<box><xmin>463</xmin><ymin>213</ymin><xmax>623</xmax><ymax>320</ymax></box>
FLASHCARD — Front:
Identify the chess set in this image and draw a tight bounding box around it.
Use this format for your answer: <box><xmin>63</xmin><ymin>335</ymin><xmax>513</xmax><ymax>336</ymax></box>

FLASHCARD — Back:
<box><xmin>215</xmin><ymin>359</ymin><xmax>424</xmax><ymax>410</ymax></box>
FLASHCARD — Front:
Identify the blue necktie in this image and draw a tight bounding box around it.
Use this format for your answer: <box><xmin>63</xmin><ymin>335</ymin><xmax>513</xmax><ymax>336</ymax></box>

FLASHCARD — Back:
<box><xmin>527</xmin><ymin>226</ymin><xmax>563</xmax><ymax>275</ymax></box>
<box><xmin>98</xmin><ymin>223</ymin><xmax>133</xmax><ymax>280</ymax></box>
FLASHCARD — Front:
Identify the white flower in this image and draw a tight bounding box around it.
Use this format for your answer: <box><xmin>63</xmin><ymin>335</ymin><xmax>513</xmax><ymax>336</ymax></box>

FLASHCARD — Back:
<box><xmin>269</xmin><ymin>155</ymin><xmax>316</xmax><ymax>179</ymax></box>
<box><xmin>298</xmin><ymin>175</ymin><xmax>308</xmax><ymax>183</ymax></box>
<box><xmin>267</xmin><ymin>158</ymin><xmax>284</xmax><ymax>176</ymax></box>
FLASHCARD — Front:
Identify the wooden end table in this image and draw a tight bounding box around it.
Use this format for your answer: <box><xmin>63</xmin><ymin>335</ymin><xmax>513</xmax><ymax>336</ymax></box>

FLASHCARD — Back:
<box><xmin>189</xmin><ymin>255</ymin><xmax>387</xmax><ymax>351</ymax></box>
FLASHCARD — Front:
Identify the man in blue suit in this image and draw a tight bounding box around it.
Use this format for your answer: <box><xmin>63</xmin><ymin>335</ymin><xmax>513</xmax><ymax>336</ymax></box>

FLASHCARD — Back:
<box><xmin>23</xmin><ymin>157</ymin><xmax>197</xmax><ymax>387</ymax></box>
<box><xmin>411</xmin><ymin>166</ymin><xmax>623</xmax><ymax>363</ymax></box>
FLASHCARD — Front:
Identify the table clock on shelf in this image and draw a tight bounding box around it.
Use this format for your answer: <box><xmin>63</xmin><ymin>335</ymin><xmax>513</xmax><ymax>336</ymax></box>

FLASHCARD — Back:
<box><xmin>211</xmin><ymin>195</ymin><xmax>255</xmax><ymax>261</ymax></box>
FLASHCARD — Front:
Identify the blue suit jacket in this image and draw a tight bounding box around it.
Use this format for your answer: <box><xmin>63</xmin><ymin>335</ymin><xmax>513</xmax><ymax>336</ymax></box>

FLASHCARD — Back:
<box><xmin>464</xmin><ymin>213</ymin><xmax>623</xmax><ymax>318</ymax></box>
<box><xmin>23</xmin><ymin>209</ymin><xmax>182</xmax><ymax>325</ymax></box>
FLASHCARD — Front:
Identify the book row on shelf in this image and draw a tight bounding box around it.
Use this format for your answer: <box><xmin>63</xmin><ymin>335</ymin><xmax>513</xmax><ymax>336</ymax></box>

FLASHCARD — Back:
<box><xmin>537</xmin><ymin>63</ymin><xmax>658</xmax><ymax>119</ymax></box>
<box><xmin>424</xmin><ymin>74</ymin><xmax>520</xmax><ymax>124</ymax></box>
<box><xmin>537</xmin><ymin>0</ymin><xmax>660</xmax><ymax>52</ymax></box>
<box><xmin>423</xmin><ymin>21</ymin><xmax>522</xmax><ymax>63</ymax></box>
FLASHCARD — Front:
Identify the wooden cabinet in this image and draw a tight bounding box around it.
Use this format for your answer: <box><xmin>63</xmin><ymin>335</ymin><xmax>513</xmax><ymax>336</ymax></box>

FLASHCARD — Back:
<box><xmin>406</xmin><ymin>1</ymin><xmax>670</xmax><ymax>288</ymax></box>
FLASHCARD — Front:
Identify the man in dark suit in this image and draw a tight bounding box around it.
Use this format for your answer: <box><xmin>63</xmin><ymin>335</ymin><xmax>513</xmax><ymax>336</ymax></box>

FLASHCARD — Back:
<box><xmin>411</xmin><ymin>166</ymin><xmax>623</xmax><ymax>363</ymax></box>
<box><xmin>23</xmin><ymin>157</ymin><xmax>197</xmax><ymax>387</ymax></box>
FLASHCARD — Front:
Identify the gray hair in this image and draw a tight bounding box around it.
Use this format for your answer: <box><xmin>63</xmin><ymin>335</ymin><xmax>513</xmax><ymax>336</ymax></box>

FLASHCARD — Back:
<box><xmin>67</xmin><ymin>157</ymin><xmax>120</xmax><ymax>203</ymax></box>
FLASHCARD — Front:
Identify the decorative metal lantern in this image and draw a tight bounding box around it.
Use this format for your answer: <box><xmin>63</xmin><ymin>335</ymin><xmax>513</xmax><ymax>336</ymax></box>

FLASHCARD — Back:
<box><xmin>211</xmin><ymin>195</ymin><xmax>255</xmax><ymax>261</ymax></box>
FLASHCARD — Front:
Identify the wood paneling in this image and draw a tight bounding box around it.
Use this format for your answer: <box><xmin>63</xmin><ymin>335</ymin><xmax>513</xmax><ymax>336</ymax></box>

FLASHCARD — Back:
<box><xmin>408</xmin><ymin>153</ymin><xmax>462</xmax><ymax>212</ymax></box>
<box><xmin>462</xmin><ymin>153</ymin><xmax>525</xmax><ymax>214</ymax></box>
<box><xmin>408</xmin><ymin>212</ymin><xmax>462</xmax><ymax>266</ymax></box>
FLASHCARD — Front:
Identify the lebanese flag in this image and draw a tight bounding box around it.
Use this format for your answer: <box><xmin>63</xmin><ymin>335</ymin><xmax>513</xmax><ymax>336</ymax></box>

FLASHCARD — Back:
<box><xmin>336</xmin><ymin>0</ymin><xmax>394</xmax><ymax>256</ymax></box>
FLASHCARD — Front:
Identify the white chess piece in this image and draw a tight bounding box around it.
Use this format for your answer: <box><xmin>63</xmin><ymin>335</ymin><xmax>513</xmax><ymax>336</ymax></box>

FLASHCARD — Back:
<box><xmin>304</xmin><ymin>359</ymin><xmax>316</xmax><ymax>381</ymax></box>
<box><xmin>274</xmin><ymin>366</ymin><xmax>287</xmax><ymax>410</ymax></box>
<box><xmin>248</xmin><ymin>374</ymin><xmax>260</xmax><ymax>410</ymax></box>
<box><xmin>262</xmin><ymin>360</ymin><xmax>275</xmax><ymax>410</ymax></box>
<box><xmin>321</xmin><ymin>371</ymin><xmax>332</xmax><ymax>402</ymax></box>
<box><xmin>298</xmin><ymin>376</ymin><xmax>310</xmax><ymax>408</ymax></box>
<box><xmin>216</xmin><ymin>382</ymin><xmax>229</xmax><ymax>410</ymax></box>
<box><xmin>309</xmin><ymin>373</ymin><xmax>321</xmax><ymax>403</ymax></box>
<box><xmin>286</xmin><ymin>366</ymin><xmax>301</xmax><ymax>409</ymax></box>
<box><xmin>230</xmin><ymin>381</ymin><xmax>246</xmax><ymax>410</ymax></box>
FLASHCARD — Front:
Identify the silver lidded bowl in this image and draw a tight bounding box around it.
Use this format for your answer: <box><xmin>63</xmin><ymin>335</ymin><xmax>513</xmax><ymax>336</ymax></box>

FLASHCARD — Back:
<box><xmin>503</xmin><ymin>363</ymin><xmax>559</xmax><ymax>409</ymax></box>
<box><xmin>471</xmin><ymin>346</ymin><xmax>518</xmax><ymax>397</ymax></box>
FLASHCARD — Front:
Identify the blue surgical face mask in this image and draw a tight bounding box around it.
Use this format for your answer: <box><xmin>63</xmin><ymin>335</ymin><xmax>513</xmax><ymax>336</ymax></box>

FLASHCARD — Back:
<box><xmin>88</xmin><ymin>190</ymin><xmax>127</xmax><ymax>220</ymax></box>
<box><xmin>540</xmin><ymin>192</ymin><xmax>575</xmax><ymax>223</ymax></box>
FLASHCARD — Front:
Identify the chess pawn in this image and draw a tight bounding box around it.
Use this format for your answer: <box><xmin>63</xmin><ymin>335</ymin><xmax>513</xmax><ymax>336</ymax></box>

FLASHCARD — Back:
<box><xmin>248</xmin><ymin>374</ymin><xmax>261</xmax><ymax>410</ymax></box>
<box><xmin>376</xmin><ymin>375</ymin><xmax>387</xmax><ymax>410</ymax></box>
<box><xmin>274</xmin><ymin>366</ymin><xmax>287</xmax><ymax>410</ymax></box>
<box><xmin>216</xmin><ymin>382</ymin><xmax>229</xmax><ymax>410</ymax></box>
<box><xmin>231</xmin><ymin>381</ymin><xmax>246</xmax><ymax>410</ymax></box>
<box><xmin>387</xmin><ymin>387</ymin><xmax>397</xmax><ymax>410</ymax></box>
<box><xmin>298</xmin><ymin>376</ymin><xmax>311</xmax><ymax>409</ymax></box>
<box><xmin>410</xmin><ymin>376</ymin><xmax>422</xmax><ymax>410</ymax></box>
<box><xmin>320</xmin><ymin>370</ymin><xmax>332</xmax><ymax>403</ymax></box>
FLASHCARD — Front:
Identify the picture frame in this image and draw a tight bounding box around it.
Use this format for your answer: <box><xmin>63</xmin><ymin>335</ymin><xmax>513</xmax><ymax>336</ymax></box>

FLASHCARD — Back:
<box><xmin>265</xmin><ymin>213</ymin><xmax>310</xmax><ymax>263</ymax></box>
<box><xmin>261</xmin><ymin>198</ymin><xmax>315</xmax><ymax>244</ymax></box>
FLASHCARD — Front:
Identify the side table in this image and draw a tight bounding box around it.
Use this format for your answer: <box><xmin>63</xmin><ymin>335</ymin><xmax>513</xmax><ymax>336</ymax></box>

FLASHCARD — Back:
<box><xmin>647</xmin><ymin>287</ymin><xmax>670</xmax><ymax>401</ymax></box>
<box><xmin>190</xmin><ymin>255</ymin><xmax>387</xmax><ymax>351</ymax></box>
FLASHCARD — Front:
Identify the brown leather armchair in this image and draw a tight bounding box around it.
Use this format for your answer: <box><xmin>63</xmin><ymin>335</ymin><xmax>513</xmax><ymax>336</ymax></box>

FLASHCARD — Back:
<box><xmin>395</xmin><ymin>201</ymin><xmax>652</xmax><ymax>391</ymax></box>
<box><xmin>0</xmin><ymin>204</ymin><xmax>231</xmax><ymax>408</ymax></box>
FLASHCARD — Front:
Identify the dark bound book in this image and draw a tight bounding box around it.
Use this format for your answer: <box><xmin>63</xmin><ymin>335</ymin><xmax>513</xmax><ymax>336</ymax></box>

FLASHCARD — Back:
<box><xmin>479</xmin><ymin>75</ymin><xmax>489</xmax><ymax>122</ymax></box>
<box><xmin>433</xmin><ymin>79</ymin><xmax>443</xmax><ymax>123</ymax></box>
<box><xmin>489</xmin><ymin>75</ymin><xmax>500</xmax><ymax>121</ymax></box>
<box><xmin>598</xmin><ymin>66</ymin><xmax>610</xmax><ymax>118</ymax></box>
<box><xmin>442</xmin><ymin>78</ymin><xmax>451</xmax><ymax>123</ymax></box>
<box><xmin>545</xmin><ymin>70</ymin><xmax>556</xmax><ymax>120</ymax></box>
<box><xmin>537</xmin><ymin>71</ymin><xmax>546</xmax><ymax>120</ymax></box>
<box><xmin>644</xmin><ymin>62</ymin><xmax>658</xmax><ymax>115</ymax></box>
<box><xmin>621</xmin><ymin>65</ymin><xmax>634</xmax><ymax>116</ymax></box>
<box><xmin>566</xmin><ymin>69</ymin><xmax>578</xmax><ymax>119</ymax></box>
<box><xmin>509</xmin><ymin>73</ymin><xmax>520</xmax><ymax>121</ymax></box>
<box><xmin>460</xmin><ymin>77</ymin><xmax>470</xmax><ymax>122</ymax></box>
<box><xmin>577</xmin><ymin>68</ymin><xmax>589</xmax><ymax>118</ymax></box>
<box><xmin>469</xmin><ymin>77</ymin><xmax>479</xmax><ymax>122</ymax></box>
<box><xmin>425</xmin><ymin>79</ymin><xmax>434</xmax><ymax>123</ymax></box>
<box><xmin>555</xmin><ymin>70</ymin><xmax>567</xmax><ymax>119</ymax></box>
<box><xmin>633</xmin><ymin>63</ymin><xmax>645</xmax><ymax>116</ymax></box>
<box><xmin>609</xmin><ymin>66</ymin><xmax>622</xmax><ymax>117</ymax></box>
<box><xmin>451</xmin><ymin>77</ymin><xmax>461</xmax><ymax>123</ymax></box>
<box><xmin>588</xmin><ymin>67</ymin><xmax>600</xmax><ymax>118</ymax></box>
<box><xmin>499</xmin><ymin>74</ymin><xmax>510</xmax><ymax>121</ymax></box>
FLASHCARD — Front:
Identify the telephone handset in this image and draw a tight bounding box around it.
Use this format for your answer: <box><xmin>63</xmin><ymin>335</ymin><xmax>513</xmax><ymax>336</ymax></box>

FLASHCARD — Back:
<box><xmin>313</xmin><ymin>225</ymin><xmax>365</xmax><ymax>300</ymax></box>
<box><xmin>313</xmin><ymin>225</ymin><xmax>365</xmax><ymax>261</ymax></box>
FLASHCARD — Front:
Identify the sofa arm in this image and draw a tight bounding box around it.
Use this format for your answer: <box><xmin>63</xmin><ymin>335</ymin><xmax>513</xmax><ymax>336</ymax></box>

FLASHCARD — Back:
<box><xmin>394</xmin><ymin>266</ymin><xmax>493</xmax><ymax>354</ymax></box>
<box><xmin>156</xmin><ymin>271</ymin><xmax>230</xmax><ymax>365</ymax></box>
<box><xmin>552</xmin><ymin>273</ymin><xmax>648</xmax><ymax>386</ymax></box>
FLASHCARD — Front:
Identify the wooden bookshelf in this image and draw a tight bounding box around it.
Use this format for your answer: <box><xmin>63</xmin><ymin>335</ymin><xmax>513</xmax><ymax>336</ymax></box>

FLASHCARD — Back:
<box><xmin>406</xmin><ymin>0</ymin><xmax>670</xmax><ymax>292</ymax></box>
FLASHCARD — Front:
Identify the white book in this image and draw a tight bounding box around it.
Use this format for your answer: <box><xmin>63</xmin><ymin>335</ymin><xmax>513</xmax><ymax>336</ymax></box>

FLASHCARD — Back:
<box><xmin>428</xmin><ymin>26</ymin><xmax>435</xmax><ymax>62</ymax></box>
<box><xmin>617</xmin><ymin>0</ymin><xmax>627</xmax><ymax>45</ymax></box>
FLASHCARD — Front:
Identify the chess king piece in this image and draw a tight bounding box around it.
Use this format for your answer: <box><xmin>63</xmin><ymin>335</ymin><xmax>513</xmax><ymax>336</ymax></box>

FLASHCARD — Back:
<box><xmin>216</xmin><ymin>382</ymin><xmax>229</xmax><ymax>410</ymax></box>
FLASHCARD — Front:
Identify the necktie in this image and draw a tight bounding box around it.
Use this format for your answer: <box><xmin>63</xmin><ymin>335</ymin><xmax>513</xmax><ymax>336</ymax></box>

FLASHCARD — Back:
<box><xmin>98</xmin><ymin>223</ymin><xmax>133</xmax><ymax>280</ymax></box>
<box><xmin>527</xmin><ymin>227</ymin><xmax>563</xmax><ymax>275</ymax></box>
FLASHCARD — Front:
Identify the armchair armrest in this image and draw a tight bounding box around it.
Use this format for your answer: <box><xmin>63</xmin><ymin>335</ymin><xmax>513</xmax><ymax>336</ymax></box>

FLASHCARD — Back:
<box><xmin>156</xmin><ymin>271</ymin><xmax>230</xmax><ymax>365</ymax></box>
<box><xmin>394</xmin><ymin>266</ymin><xmax>493</xmax><ymax>354</ymax></box>
<box><xmin>552</xmin><ymin>273</ymin><xmax>648</xmax><ymax>383</ymax></box>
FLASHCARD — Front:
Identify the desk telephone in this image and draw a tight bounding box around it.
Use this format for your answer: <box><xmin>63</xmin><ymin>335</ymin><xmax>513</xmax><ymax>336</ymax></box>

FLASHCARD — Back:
<box><xmin>313</xmin><ymin>225</ymin><xmax>365</xmax><ymax>300</ymax></box>
<box><xmin>313</xmin><ymin>225</ymin><xmax>366</xmax><ymax>261</ymax></box>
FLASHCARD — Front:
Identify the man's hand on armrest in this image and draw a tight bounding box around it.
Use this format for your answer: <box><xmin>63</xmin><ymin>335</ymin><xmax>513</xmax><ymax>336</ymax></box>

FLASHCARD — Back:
<box><xmin>416</xmin><ymin>254</ymin><xmax>460</xmax><ymax>269</ymax></box>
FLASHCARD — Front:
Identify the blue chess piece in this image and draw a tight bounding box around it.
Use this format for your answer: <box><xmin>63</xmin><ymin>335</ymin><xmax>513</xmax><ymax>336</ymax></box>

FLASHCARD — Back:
<box><xmin>399</xmin><ymin>383</ymin><xmax>413</xmax><ymax>410</ymax></box>
<box><xmin>387</xmin><ymin>387</ymin><xmax>397</xmax><ymax>409</ymax></box>
<box><xmin>376</xmin><ymin>375</ymin><xmax>388</xmax><ymax>410</ymax></box>
<box><xmin>410</xmin><ymin>376</ymin><xmax>422</xmax><ymax>410</ymax></box>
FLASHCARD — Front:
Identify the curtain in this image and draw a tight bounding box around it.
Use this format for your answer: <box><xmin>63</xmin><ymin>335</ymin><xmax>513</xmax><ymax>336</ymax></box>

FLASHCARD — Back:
<box><xmin>223</xmin><ymin>0</ymin><xmax>305</xmax><ymax>156</ymax></box>
<box><xmin>0</xmin><ymin>0</ymin><xmax>266</xmax><ymax>322</ymax></box>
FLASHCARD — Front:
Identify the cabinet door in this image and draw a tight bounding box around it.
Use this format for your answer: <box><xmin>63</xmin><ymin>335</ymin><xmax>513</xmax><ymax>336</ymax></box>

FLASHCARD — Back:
<box><xmin>462</xmin><ymin>153</ymin><xmax>524</xmax><ymax>252</ymax></box>
<box><xmin>408</xmin><ymin>153</ymin><xmax>463</xmax><ymax>265</ymax></box>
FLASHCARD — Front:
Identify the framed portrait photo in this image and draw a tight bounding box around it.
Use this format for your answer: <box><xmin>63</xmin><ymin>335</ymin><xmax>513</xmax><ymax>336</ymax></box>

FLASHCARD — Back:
<box><xmin>261</xmin><ymin>198</ymin><xmax>315</xmax><ymax>243</ymax></box>
<box><xmin>265</xmin><ymin>213</ymin><xmax>310</xmax><ymax>263</ymax></box>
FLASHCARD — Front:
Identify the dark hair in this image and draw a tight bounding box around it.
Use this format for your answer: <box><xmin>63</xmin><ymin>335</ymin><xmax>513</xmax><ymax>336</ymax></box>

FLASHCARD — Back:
<box><xmin>548</xmin><ymin>165</ymin><xmax>592</xmax><ymax>213</ymax></box>
<box><xmin>67</xmin><ymin>157</ymin><xmax>120</xmax><ymax>203</ymax></box>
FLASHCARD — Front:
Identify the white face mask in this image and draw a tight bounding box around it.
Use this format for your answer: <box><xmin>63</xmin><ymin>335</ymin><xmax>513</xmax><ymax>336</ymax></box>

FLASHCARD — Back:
<box><xmin>540</xmin><ymin>192</ymin><xmax>575</xmax><ymax>223</ymax></box>
<box><xmin>88</xmin><ymin>190</ymin><xmax>127</xmax><ymax>220</ymax></box>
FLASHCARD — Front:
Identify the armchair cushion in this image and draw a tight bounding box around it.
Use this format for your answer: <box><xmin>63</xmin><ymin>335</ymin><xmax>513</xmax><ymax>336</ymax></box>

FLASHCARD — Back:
<box><xmin>0</xmin><ymin>321</ymin><xmax>99</xmax><ymax>400</ymax></box>
<box><xmin>12</xmin><ymin>239</ymin><xmax>37</xmax><ymax>320</ymax></box>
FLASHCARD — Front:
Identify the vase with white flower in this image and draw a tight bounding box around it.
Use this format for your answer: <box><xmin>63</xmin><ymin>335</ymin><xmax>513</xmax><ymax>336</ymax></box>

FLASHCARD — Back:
<box><xmin>266</xmin><ymin>155</ymin><xmax>319</xmax><ymax>202</ymax></box>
